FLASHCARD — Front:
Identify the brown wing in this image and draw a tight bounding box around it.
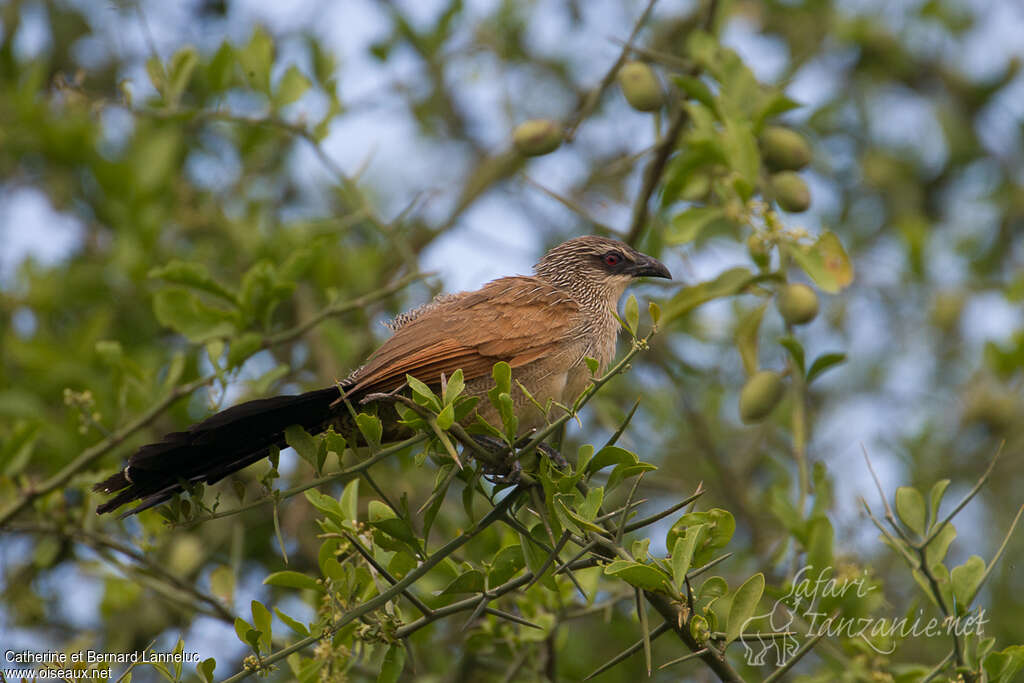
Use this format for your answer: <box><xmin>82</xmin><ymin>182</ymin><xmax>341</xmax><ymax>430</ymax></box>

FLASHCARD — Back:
<box><xmin>343</xmin><ymin>276</ymin><xmax>580</xmax><ymax>397</ymax></box>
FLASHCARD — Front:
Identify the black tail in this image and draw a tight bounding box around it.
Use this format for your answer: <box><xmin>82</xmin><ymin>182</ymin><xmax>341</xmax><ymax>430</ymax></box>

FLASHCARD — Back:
<box><xmin>94</xmin><ymin>386</ymin><xmax>342</xmax><ymax>517</ymax></box>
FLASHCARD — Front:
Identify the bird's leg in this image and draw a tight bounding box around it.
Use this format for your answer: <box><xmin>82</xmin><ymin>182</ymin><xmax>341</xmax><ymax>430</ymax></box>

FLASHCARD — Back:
<box><xmin>467</xmin><ymin>434</ymin><xmax>522</xmax><ymax>484</ymax></box>
<box><xmin>514</xmin><ymin>432</ymin><xmax>568</xmax><ymax>470</ymax></box>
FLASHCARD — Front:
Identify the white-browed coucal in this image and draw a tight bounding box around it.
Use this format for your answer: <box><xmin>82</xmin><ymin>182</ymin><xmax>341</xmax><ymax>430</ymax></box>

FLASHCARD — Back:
<box><xmin>94</xmin><ymin>236</ymin><xmax>670</xmax><ymax>516</ymax></box>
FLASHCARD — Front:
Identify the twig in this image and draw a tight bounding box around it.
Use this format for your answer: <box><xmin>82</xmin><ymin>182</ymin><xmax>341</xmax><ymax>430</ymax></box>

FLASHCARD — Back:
<box><xmin>582</xmin><ymin>622</ymin><xmax>672</xmax><ymax>680</ymax></box>
<box><xmin>625</xmin><ymin>105</ymin><xmax>689</xmax><ymax>246</ymax></box>
<box><xmin>221</xmin><ymin>486</ymin><xmax>524</xmax><ymax>682</ymax></box>
<box><xmin>0</xmin><ymin>372</ymin><xmax>217</xmax><ymax>527</ymax></box>
<box><xmin>761</xmin><ymin>615</ymin><xmax>831</xmax><ymax>683</ymax></box>
<box><xmin>564</xmin><ymin>0</ymin><xmax>661</xmax><ymax>142</ymax></box>
<box><xmin>185</xmin><ymin>435</ymin><xmax>427</xmax><ymax>525</ymax></box>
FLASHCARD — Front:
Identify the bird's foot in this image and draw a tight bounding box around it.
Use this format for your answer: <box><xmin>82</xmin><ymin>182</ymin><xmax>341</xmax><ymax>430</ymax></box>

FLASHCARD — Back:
<box><xmin>467</xmin><ymin>434</ymin><xmax>567</xmax><ymax>485</ymax></box>
<box><xmin>513</xmin><ymin>432</ymin><xmax>568</xmax><ymax>470</ymax></box>
<box><xmin>468</xmin><ymin>435</ymin><xmax>518</xmax><ymax>483</ymax></box>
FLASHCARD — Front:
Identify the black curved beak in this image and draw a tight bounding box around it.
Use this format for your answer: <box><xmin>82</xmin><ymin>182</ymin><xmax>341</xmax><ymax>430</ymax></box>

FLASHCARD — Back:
<box><xmin>628</xmin><ymin>253</ymin><xmax>671</xmax><ymax>279</ymax></box>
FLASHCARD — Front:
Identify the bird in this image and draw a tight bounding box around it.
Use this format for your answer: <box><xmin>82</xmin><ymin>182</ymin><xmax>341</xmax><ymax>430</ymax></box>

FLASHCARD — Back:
<box><xmin>93</xmin><ymin>235</ymin><xmax>670</xmax><ymax>516</ymax></box>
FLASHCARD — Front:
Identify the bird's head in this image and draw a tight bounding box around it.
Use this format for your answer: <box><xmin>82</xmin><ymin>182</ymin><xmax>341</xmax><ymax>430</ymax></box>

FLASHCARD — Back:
<box><xmin>534</xmin><ymin>235</ymin><xmax>671</xmax><ymax>302</ymax></box>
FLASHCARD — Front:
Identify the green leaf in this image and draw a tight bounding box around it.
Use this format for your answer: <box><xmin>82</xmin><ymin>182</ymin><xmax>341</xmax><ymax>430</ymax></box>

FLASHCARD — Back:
<box><xmin>576</xmin><ymin>444</ymin><xmax>595</xmax><ymax>473</ymax></box>
<box><xmin>406</xmin><ymin>374</ymin><xmax>440</xmax><ymax>409</ymax></box>
<box><xmin>275</xmin><ymin>65</ymin><xmax>311</xmax><ymax>107</ymax></box>
<box><xmin>667</xmin><ymin>206</ymin><xmax>726</xmax><ymax>244</ymax></box>
<box><xmin>928</xmin><ymin>479</ymin><xmax>951</xmax><ymax>529</ymax></box>
<box><xmin>722</xmin><ymin>118</ymin><xmax>760</xmax><ymax>197</ymax></box>
<box><xmin>436</xmin><ymin>402</ymin><xmax>455</xmax><ymax>430</ymax></box>
<box><xmin>895</xmin><ymin>486</ymin><xmax>927</xmax><ymax>537</ymax></box>
<box><xmin>440</xmin><ymin>569</ymin><xmax>485</xmax><ymax>594</ymax></box>
<box><xmin>519</xmin><ymin>523</ymin><xmax>557</xmax><ymax>591</ymax></box>
<box><xmin>585</xmin><ymin>446</ymin><xmax>637</xmax><ymax>474</ymax></box>
<box><xmin>606</xmin><ymin>462</ymin><xmax>658</xmax><ymax>491</ymax></box>
<box><xmin>274</xmin><ymin>607</ymin><xmax>310</xmax><ymax>637</ymax></box>
<box><xmin>285</xmin><ymin>425</ymin><xmax>321</xmax><ymax>470</ymax></box>
<box><xmin>806</xmin><ymin>352</ymin><xmax>846</xmax><ymax>383</ymax></box>
<box><xmin>672</xmin><ymin>74</ymin><xmax>716</xmax><ymax>111</ymax></box>
<box><xmin>134</xmin><ymin>126</ymin><xmax>181</xmax><ymax>192</ymax></box>
<box><xmin>604</xmin><ymin>560</ymin><xmax>674</xmax><ymax>594</ymax></box>
<box><xmin>305</xmin><ymin>489</ymin><xmax>344</xmax><ymax>525</ymax></box>
<box><xmin>377</xmin><ymin>643</ymin><xmax>406</xmax><ymax>683</ymax></box>
<box><xmin>584</xmin><ymin>356</ymin><xmax>599</xmax><ymax>375</ymax></box>
<box><xmin>152</xmin><ymin>289</ymin><xmax>237</xmax><ymax>343</ymax></box>
<box><xmin>667</xmin><ymin>509</ymin><xmax>735</xmax><ymax>567</ymax></box>
<box><xmin>671</xmin><ymin>524</ymin><xmax>708</xmax><ymax>588</ymax></box>
<box><xmin>356</xmin><ymin>413</ymin><xmax>383</xmax><ymax>446</ymax></box>
<box><xmin>492</xmin><ymin>361</ymin><xmax>512</xmax><ymax>395</ymax></box>
<box><xmin>782</xmin><ymin>231</ymin><xmax>854</xmax><ymax>293</ymax></box>
<box><xmin>251</xmin><ymin>600</ymin><xmax>272</xmax><ymax>651</ymax></box>
<box><xmin>497</xmin><ymin>392</ymin><xmax>518</xmax><ymax>439</ymax></box>
<box><xmin>264</xmin><ymin>570</ymin><xmax>323</xmax><ymax>593</ymax></box>
<box><xmin>648</xmin><ymin>301</ymin><xmax>661</xmax><ymax>327</ymax></box>
<box><xmin>234</xmin><ymin>617</ymin><xmax>253</xmax><ymax>648</ymax></box>
<box><xmin>735</xmin><ymin>304</ymin><xmax>766</xmax><ymax>376</ymax></box>
<box><xmin>340</xmin><ymin>479</ymin><xmax>359</xmax><ymax>524</ymax></box>
<box><xmin>209</xmin><ymin>565</ymin><xmax>234</xmax><ymax>604</ymax></box>
<box><xmin>778</xmin><ymin>336</ymin><xmax>805</xmax><ymax>376</ymax></box>
<box><xmin>146</xmin><ymin>55</ymin><xmax>166</xmax><ymax>97</ymax></box>
<box><xmin>488</xmin><ymin>544</ymin><xmax>526</xmax><ymax>587</ymax></box>
<box><xmin>725</xmin><ymin>573</ymin><xmax>765</xmax><ymax>645</ymax></box>
<box><xmin>206</xmin><ymin>41</ymin><xmax>236</xmax><ymax>91</ymax></box>
<box><xmin>227</xmin><ymin>332</ymin><xmax>263</xmax><ymax>369</ymax></box>
<box><xmin>925</xmin><ymin>522</ymin><xmax>957</xmax><ymax>567</ymax></box>
<box><xmin>624</xmin><ymin>294</ymin><xmax>639</xmax><ymax>336</ymax></box>
<box><xmin>167</xmin><ymin>45</ymin><xmax>199</xmax><ymax>106</ymax></box>
<box><xmin>1</xmin><ymin>420</ymin><xmax>41</xmax><ymax>476</ymax></box>
<box><xmin>661</xmin><ymin>267</ymin><xmax>755</xmax><ymax>324</ymax></box>
<box><xmin>197</xmin><ymin>658</ymin><xmax>216</xmax><ymax>683</ymax></box>
<box><xmin>805</xmin><ymin>516</ymin><xmax>834</xmax><ymax>575</ymax></box>
<box><xmin>556</xmin><ymin>498</ymin><xmax>608</xmax><ymax>534</ymax></box>
<box><xmin>951</xmin><ymin>555</ymin><xmax>986</xmax><ymax>612</ymax></box>
<box><xmin>443</xmin><ymin>369</ymin><xmax>465</xmax><ymax>404</ymax></box>
<box><xmin>983</xmin><ymin>645</ymin><xmax>1024</xmax><ymax>683</ymax></box>
<box><xmin>239</xmin><ymin>26</ymin><xmax>274</xmax><ymax>93</ymax></box>
<box><xmin>368</xmin><ymin>501</ymin><xmax>418</xmax><ymax>546</ymax></box>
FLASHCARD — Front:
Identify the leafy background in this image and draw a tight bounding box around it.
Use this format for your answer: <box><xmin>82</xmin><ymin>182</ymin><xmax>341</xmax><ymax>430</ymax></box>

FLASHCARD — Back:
<box><xmin>1</xmin><ymin>0</ymin><xmax>1023</xmax><ymax>681</ymax></box>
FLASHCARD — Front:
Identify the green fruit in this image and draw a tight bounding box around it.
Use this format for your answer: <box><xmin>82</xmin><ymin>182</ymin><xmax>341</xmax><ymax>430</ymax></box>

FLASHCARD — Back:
<box><xmin>761</xmin><ymin>126</ymin><xmax>812</xmax><ymax>171</ymax></box>
<box><xmin>776</xmin><ymin>283</ymin><xmax>819</xmax><ymax>325</ymax></box>
<box><xmin>739</xmin><ymin>371</ymin><xmax>785</xmax><ymax>423</ymax></box>
<box><xmin>513</xmin><ymin>119</ymin><xmax>562</xmax><ymax>156</ymax></box>
<box><xmin>617</xmin><ymin>61</ymin><xmax>663</xmax><ymax>112</ymax></box>
<box><xmin>770</xmin><ymin>171</ymin><xmax>811</xmax><ymax>212</ymax></box>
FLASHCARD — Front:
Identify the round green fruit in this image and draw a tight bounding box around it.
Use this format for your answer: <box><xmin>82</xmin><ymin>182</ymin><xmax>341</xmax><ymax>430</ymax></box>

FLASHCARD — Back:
<box><xmin>761</xmin><ymin>126</ymin><xmax>812</xmax><ymax>171</ymax></box>
<box><xmin>617</xmin><ymin>61</ymin><xmax>663</xmax><ymax>112</ymax></box>
<box><xmin>739</xmin><ymin>371</ymin><xmax>785</xmax><ymax>423</ymax></box>
<box><xmin>770</xmin><ymin>171</ymin><xmax>811</xmax><ymax>213</ymax></box>
<box><xmin>776</xmin><ymin>283</ymin><xmax>819</xmax><ymax>325</ymax></box>
<box><xmin>513</xmin><ymin>119</ymin><xmax>562</xmax><ymax>156</ymax></box>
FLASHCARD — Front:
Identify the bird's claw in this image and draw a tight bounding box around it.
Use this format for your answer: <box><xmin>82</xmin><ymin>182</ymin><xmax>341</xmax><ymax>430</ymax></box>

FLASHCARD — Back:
<box><xmin>484</xmin><ymin>459</ymin><xmax>522</xmax><ymax>485</ymax></box>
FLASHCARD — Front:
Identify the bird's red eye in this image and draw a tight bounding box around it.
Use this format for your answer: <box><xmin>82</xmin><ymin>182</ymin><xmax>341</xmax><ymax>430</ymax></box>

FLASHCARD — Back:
<box><xmin>603</xmin><ymin>253</ymin><xmax>622</xmax><ymax>267</ymax></box>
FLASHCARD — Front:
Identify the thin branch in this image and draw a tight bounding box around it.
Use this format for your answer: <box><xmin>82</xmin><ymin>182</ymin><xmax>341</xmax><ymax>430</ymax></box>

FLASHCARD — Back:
<box><xmin>221</xmin><ymin>486</ymin><xmax>524</xmax><ymax>683</ymax></box>
<box><xmin>582</xmin><ymin>622</ymin><xmax>672</xmax><ymax>681</ymax></box>
<box><xmin>185</xmin><ymin>434</ymin><xmax>427</xmax><ymax>525</ymax></box>
<box><xmin>761</xmin><ymin>616</ymin><xmax>831</xmax><ymax>683</ymax></box>
<box><xmin>0</xmin><ymin>372</ymin><xmax>217</xmax><ymax>527</ymax></box>
<box><xmin>8</xmin><ymin>523</ymin><xmax>233</xmax><ymax>623</ymax></box>
<box><xmin>625</xmin><ymin>105</ymin><xmax>689</xmax><ymax>246</ymax></box>
<box><xmin>623</xmin><ymin>484</ymin><xmax>705</xmax><ymax>533</ymax></box>
<box><xmin>922</xmin><ymin>443</ymin><xmax>1003</xmax><ymax>548</ymax></box>
<box><xmin>564</xmin><ymin>0</ymin><xmax>661</xmax><ymax>142</ymax></box>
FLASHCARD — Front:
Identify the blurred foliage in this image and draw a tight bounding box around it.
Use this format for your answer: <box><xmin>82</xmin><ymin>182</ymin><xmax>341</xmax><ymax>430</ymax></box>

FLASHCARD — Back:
<box><xmin>1</xmin><ymin>0</ymin><xmax>1023</xmax><ymax>681</ymax></box>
